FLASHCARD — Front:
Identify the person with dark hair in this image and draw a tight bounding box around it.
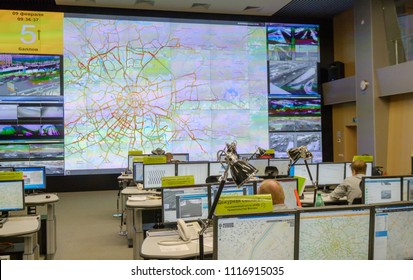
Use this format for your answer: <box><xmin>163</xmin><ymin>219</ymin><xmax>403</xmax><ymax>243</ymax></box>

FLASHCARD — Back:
<box><xmin>329</xmin><ymin>159</ymin><xmax>367</xmax><ymax>204</ymax></box>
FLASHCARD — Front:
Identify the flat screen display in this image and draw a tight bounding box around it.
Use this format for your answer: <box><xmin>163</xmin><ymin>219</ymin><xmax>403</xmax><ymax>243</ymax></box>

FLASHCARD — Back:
<box><xmin>361</xmin><ymin>176</ymin><xmax>402</xmax><ymax>204</ymax></box>
<box><xmin>0</xmin><ymin>180</ymin><xmax>25</xmax><ymax>211</ymax></box>
<box><xmin>317</xmin><ymin>162</ymin><xmax>345</xmax><ymax>185</ymax></box>
<box><xmin>176</xmin><ymin>162</ymin><xmax>209</xmax><ymax>185</ymax></box>
<box><xmin>143</xmin><ymin>163</ymin><xmax>176</xmax><ymax>189</ymax></box>
<box><xmin>14</xmin><ymin>166</ymin><xmax>46</xmax><ymax>190</ymax></box>
<box><xmin>269</xmin><ymin>158</ymin><xmax>290</xmax><ymax>176</ymax></box>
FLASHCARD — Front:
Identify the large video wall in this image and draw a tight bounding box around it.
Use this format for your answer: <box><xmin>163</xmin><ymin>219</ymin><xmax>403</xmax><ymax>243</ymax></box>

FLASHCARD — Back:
<box><xmin>0</xmin><ymin>10</ymin><xmax>321</xmax><ymax>175</ymax></box>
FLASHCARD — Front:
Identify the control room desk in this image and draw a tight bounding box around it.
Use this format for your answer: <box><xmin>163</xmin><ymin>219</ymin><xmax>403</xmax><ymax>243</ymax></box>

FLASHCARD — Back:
<box><xmin>300</xmin><ymin>191</ymin><xmax>347</xmax><ymax>206</ymax></box>
<box><xmin>25</xmin><ymin>193</ymin><xmax>59</xmax><ymax>259</ymax></box>
<box><xmin>126</xmin><ymin>198</ymin><xmax>161</xmax><ymax>259</ymax></box>
<box><xmin>140</xmin><ymin>234</ymin><xmax>213</xmax><ymax>260</ymax></box>
<box><xmin>0</xmin><ymin>215</ymin><xmax>41</xmax><ymax>260</ymax></box>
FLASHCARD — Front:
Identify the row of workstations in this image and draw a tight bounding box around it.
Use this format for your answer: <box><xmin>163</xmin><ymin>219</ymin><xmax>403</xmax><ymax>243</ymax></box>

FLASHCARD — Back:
<box><xmin>0</xmin><ymin>166</ymin><xmax>58</xmax><ymax>260</ymax></box>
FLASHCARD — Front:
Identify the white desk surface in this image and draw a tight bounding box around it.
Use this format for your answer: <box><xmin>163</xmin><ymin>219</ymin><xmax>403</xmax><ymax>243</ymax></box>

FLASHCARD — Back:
<box><xmin>25</xmin><ymin>193</ymin><xmax>60</xmax><ymax>205</ymax></box>
<box><xmin>126</xmin><ymin>197</ymin><xmax>162</xmax><ymax>209</ymax></box>
<box><xmin>121</xmin><ymin>187</ymin><xmax>159</xmax><ymax>196</ymax></box>
<box><xmin>140</xmin><ymin>234</ymin><xmax>213</xmax><ymax>259</ymax></box>
<box><xmin>0</xmin><ymin>215</ymin><xmax>41</xmax><ymax>237</ymax></box>
<box><xmin>118</xmin><ymin>174</ymin><xmax>133</xmax><ymax>180</ymax></box>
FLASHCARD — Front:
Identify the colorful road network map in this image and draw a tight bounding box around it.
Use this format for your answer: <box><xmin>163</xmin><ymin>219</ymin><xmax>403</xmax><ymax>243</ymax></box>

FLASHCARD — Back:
<box><xmin>63</xmin><ymin>16</ymin><xmax>269</xmax><ymax>173</ymax></box>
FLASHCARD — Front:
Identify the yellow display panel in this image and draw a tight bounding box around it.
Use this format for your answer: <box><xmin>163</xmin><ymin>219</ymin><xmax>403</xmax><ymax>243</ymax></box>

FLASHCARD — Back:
<box><xmin>215</xmin><ymin>194</ymin><xmax>273</xmax><ymax>215</ymax></box>
<box><xmin>0</xmin><ymin>10</ymin><xmax>63</xmax><ymax>54</ymax></box>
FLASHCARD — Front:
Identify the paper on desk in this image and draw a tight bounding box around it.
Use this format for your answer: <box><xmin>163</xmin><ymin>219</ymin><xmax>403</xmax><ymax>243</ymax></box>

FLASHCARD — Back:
<box><xmin>159</xmin><ymin>244</ymin><xmax>190</xmax><ymax>252</ymax></box>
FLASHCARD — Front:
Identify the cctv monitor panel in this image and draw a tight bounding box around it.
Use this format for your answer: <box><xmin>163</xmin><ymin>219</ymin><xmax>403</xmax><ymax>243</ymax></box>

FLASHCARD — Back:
<box><xmin>402</xmin><ymin>176</ymin><xmax>413</xmax><ymax>201</ymax></box>
<box><xmin>14</xmin><ymin>166</ymin><xmax>46</xmax><ymax>191</ymax></box>
<box><xmin>143</xmin><ymin>163</ymin><xmax>176</xmax><ymax>189</ymax></box>
<box><xmin>373</xmin><ymin>202</ymin><xmax>413</xmax><ymax>260</ymax></box>
<box><xmin>317</xmin><ymin>162</ymin><xmax>345</xmax><ymax>186</ymax></box>
<box><xmin>162</xmin><ymin>184</ymin><xmax>209</xmax><ymax>223</ymax></box>
<box><xmin>289</xmin><ymin>163</ymin><xmax>317</xmax><ymax>186</ymax></box>
<box><xmin>361</xmin><ymin>176</ymin><xmax>403</xmax><ymax>204</ymax></box>
<box><xmin>247</xmin><ymin>158</ymin><xmax>269</xmax><ymax>176</ymax></box>
<box><xmin>208</xmin><ymin>161</ymin><xmax>232</xmax><ymax>179</ymax></box>
<box><xmin>345</xmin><ymin>162</ymin><xmax>373</xmax><ymax>177</ymax></box>
<box><xmin>277</xmin><ymin>177</ymin><xmax>299</xmax><ymax>209</ymax></box>
<box><xmin>176</xmin><ymin>161</ymin><xmax>209</xmax><ymax>185</ymax></box>
<box><xmin>214</xmin><ymin>211</ymin><xmax>297</xmax><ymax>260</ymax></box>
<box><xmin>133</xmin><ymin>161</ymin><xmax>144</xmax><ymax>182</ymax></box>
<box><xmin>269</xmin><ymin>158</ymin><xmax>290</xmax><ymax>176</ymax></box>
<box><xmin>298</xmin><ymin>206</ymin><xmax>371</xmax><ymax>260</ymax></box>
<box><xmin>0</xmin><ymin>180</ymin><xmax>25</xmax><ymax>212</ymax></box>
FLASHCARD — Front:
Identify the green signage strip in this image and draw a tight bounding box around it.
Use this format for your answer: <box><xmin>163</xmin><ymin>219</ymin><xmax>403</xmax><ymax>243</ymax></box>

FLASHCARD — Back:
<box><xmin>215</xmin><ymin>194</ymin><xmax>273</xmax><ymax>215</ymax></box>
<box><xmin>0</xmin><ymin>172</ymin><xmax>23</xmax><ymax>181</ymax></box>
<box><xmin>161</xmin><ymin>176</ymin><xmax>195</xmax><ymax>187</ymax></box>
<box><xmin>143</xmin><ymin>156</ymin><xmax>167</xmax><ymax>164</ymax></box>
<box><xmin>294</xmin><ymin>176</ymin><xmax>307</xmax><ymax>195</ymax></box>
<box><xmin>128</xmin><ymin>150</ymin><xmax>143</xmax><ymax>156</ymax></box>
<box><xmin>352</xmin><ymin>155</ymin><xmax>374</xmax><ymax>163</ymax></box>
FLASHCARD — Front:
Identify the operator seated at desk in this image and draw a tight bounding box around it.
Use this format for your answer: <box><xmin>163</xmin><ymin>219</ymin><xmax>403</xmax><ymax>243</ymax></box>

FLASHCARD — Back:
<box><xmin>257</xmin><ymin>179</ymin><xmax>287</xmax><ymax>210</ymax></box>
<box><xmin>329</xmin><ymin>159</ymin><xmax>367</xmax><ymax>205</ymax></box>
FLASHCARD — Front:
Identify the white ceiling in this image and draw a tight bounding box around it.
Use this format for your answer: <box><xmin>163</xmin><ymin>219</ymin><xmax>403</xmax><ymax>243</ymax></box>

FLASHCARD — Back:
<box><xmin>54</xmin><ymin>0</ymin><xmax>292</xmax><ymax>16</ymax></box>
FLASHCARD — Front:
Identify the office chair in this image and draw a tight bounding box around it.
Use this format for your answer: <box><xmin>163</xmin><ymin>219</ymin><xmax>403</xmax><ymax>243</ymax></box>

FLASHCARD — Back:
<box><xmin>205</xmin><ymin>176</ymin><xmax>219</xmax><ymax>183</ymax></box>
<box><xmin>350</xmin><ymin>197</ymin><xmax>363</xmax><ymax>205</ymax></box>
<box><xmin>264</xmin><ymin>166</ymin><xmax>278</xmax><ymax>178</ymax></box>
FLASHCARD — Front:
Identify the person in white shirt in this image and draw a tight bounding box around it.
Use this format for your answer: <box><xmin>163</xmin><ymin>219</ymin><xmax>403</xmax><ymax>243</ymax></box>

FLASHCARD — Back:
<box><xmin>257</xmin><ymin>179</ymin><xmax>287</xmax><ymax>210</ymax></box>
<box><xmin>329</xmin><ymin>159</ymin><xmax>367</xmax><ymax>204</ymax></box>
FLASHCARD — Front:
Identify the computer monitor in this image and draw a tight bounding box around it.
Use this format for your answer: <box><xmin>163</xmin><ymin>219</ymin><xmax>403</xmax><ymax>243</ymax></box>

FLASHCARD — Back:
<box><xmin>0</xmin><ymin>166</ymin><xmax>14</xmax><ymax>172</ymax></box>
<box><xmin>277</xmin><ymin>178</ymin><xmax>299</xmax><ymax>209</ymax></box>
<box><xmin>317</xmin><ymin>162</ymin><xmax>345</xmax><ymax>186</ymax></box>
<box><xmin>176</xmin><ymin>161</ymin><xmax>209</xmax><ymax>185</ymax></box>
<box><xmin>402</xmin><ymin>176</ymin><xmax>413</xmax><ymax>201</ymax></box>
<box><xmin>0</xmin><ymin>180</ymin><xmax>25</xmax><ymax>213</ymax></box>
<box><xmin>210</xmin><ymin>182</ymin><xmax>256</xmax><ymax>202</ymax></box>
<box><xmin>373</xmin><ymin>202</ymin><xmax>413</xmax><ymax>259</ymax></box>
<box><xmin>361</xmin><ymin>176</ymin><xmax>403</xmax><ymax>204</ymax></box>
<box><xmin>171</xmin><ymin>153</ymin><xmax>189</xmax><ymax>162</ymax></box>
<box><xmin>247</xmin><ymin>158</ymin><xmax>269</xmax><ymax>176</ymax></box>
<box><xmin>345</xmin><ymin>162</ymin><xmax>373</xmax><ymax>177</ymax></box>
<box><xmin>14</xmin><ymin>166</ymin><xmax>46</xmax><ymax>191</ymax></box>
<box><xmin>289</xmin><ymin>163</ymin><xmax>317</xmax><ymax>186</ymax></box>
<box><xmin>208</xmin><ymin>161</ymin><xmax>232</xmax><ymax>179</ymax></box>
<box><xmin>162</xmin><ymin>184</ymin><xmax>209</xmax><ymax>223</ymax></box>
<box><xmin>214</xmin><ymin>211</ymin><xmax>297</xmax><ymax>260</ymax></box>
<box><xmin>133</xmin><ymin>161</ymin><xmax>144</xmax><ymax>183</ymax></box>
<box><xmin>298</xmin><ymin>206</ymin><xmax>371</xmax><ymax>260</ymax></box>
<box><xmin>143</xmin><ymin>163</ymin><xmax>176</xmax><ymax>189</ymax></box>
<box><xmin>269</xmin><ymin>159</ymin><xmax>290</xmax><ymax>176</ymax></box>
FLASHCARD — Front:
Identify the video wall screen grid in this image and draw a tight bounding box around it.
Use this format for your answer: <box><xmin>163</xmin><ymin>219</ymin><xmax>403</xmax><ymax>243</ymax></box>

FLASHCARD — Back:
<box><xmin>0</xmin><ymin>11</ymin><xmax>321</xmax><ymax>175</ymax></box>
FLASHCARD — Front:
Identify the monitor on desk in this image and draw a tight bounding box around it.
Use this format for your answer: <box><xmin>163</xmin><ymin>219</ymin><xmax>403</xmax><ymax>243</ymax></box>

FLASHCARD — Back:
<box><xmin>171</xmin><ymin>153</ymin><xmax>190</xmax><ymax>162</ymax></box>
<box><xmin>162</xmin><ymin>184</ymin><xmax>209</xmax><ymax>223</ymax></box>
<box><xmin>373</xmin><ymin>202</ymin><xmax>413</xmax><ymax>260</ymax></box>
<box><xmin>317</xmin><ymin>162</ymin><xmax>345</xmax><ymax>186</ymax></box>
<box><xmin>402</xmin><ymin>176</ymin><xmax>413</xmax><ymax>201</ymax></box>
<box><xmin>289</xmin><ymin>163</ymin><xmax>317</xmax><ymax>186</ymax></box>
<box><xmin>133</xmin><ymin>161</ymin><xmax>144</xmax><ymax>183</ymax></box>
<box><xmin>247</xmin><ymin>158</ymin><xmax>269</xmax><ymax>176</ymax></box>
<box><xmin>214</xmin><ymin>211</ymin><xmax>297</xmax><ymax>260</ymax></box>
<box><xmin>345</xmin><ymin>162</ymin><xmax>373</xmax><ymax>177</ymax></box>
<box><xmin>269</xmin><ymin>158</ymin><xmax>290</xmax><ymax>176</ymax></box>
<box><xmin>176</xmin><ymin>161</ymin><xmax>209</xmax><ymax>185</ymax></box>
<box><xmin>208</xmin><ymin>161</ymin><xmax>232</xmax><ymax>179</ymax></box>
<box><xmin>143</xmin><ymin>163</ymin><xmax>176</xmax><ymax>189</ymax></box>
<box><xmin>0</xmin><ymin>180</ymin><xmax>25</xmax><ymax>214</ymax></box>
<box><xmin>276</xmin><ymin>178</ymin><xmax>299</xmax><ymax>209</ymax></box>
<box><xmin>361</xmin><ymin>176</ymin><xmax>402</xmax><ymax>204</ymax></box>
<box><xmin>14</xmin><ymin>166</ymin><xmax>46</xmax><ymax>191</ymax></box>
<box><xmin>210</xmin><ymin>182</ymin><xmax>256</xmax><ymax>202</ymax></box>
<box><xmin>298</xmin><ymin>205</ymin><xmax>371</xmax><ymax>260</ymax></box>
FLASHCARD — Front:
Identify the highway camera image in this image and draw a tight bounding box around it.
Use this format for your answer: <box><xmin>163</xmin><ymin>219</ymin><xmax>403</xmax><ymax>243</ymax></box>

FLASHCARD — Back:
<box><xmin>0</xmin><ymin>54</ymin><xmax>61</xmax><ymax>96</ymax></box>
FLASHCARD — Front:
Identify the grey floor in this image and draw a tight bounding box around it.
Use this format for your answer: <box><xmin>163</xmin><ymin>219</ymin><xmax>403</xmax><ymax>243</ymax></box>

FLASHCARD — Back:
<box><xmin>39</xmin><ymin>190</ymin><xmax>133</xmax><ymax>260</ymax></box>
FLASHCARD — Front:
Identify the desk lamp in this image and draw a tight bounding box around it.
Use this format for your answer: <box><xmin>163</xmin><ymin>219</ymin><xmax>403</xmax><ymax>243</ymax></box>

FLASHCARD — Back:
<box><xmin>198</xmin><ymin>141</ymin><xmax>258</xmax><ymax>259</ymax></box>
<box><xmin>287</xmin><ymin>146</ymin><xmax>318</xmax><ymax>199</ymax></box>
<box><xmin>248</xmin><ymin>146</ymin><xmax>267</xmax><ymax>160</ymax></box>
